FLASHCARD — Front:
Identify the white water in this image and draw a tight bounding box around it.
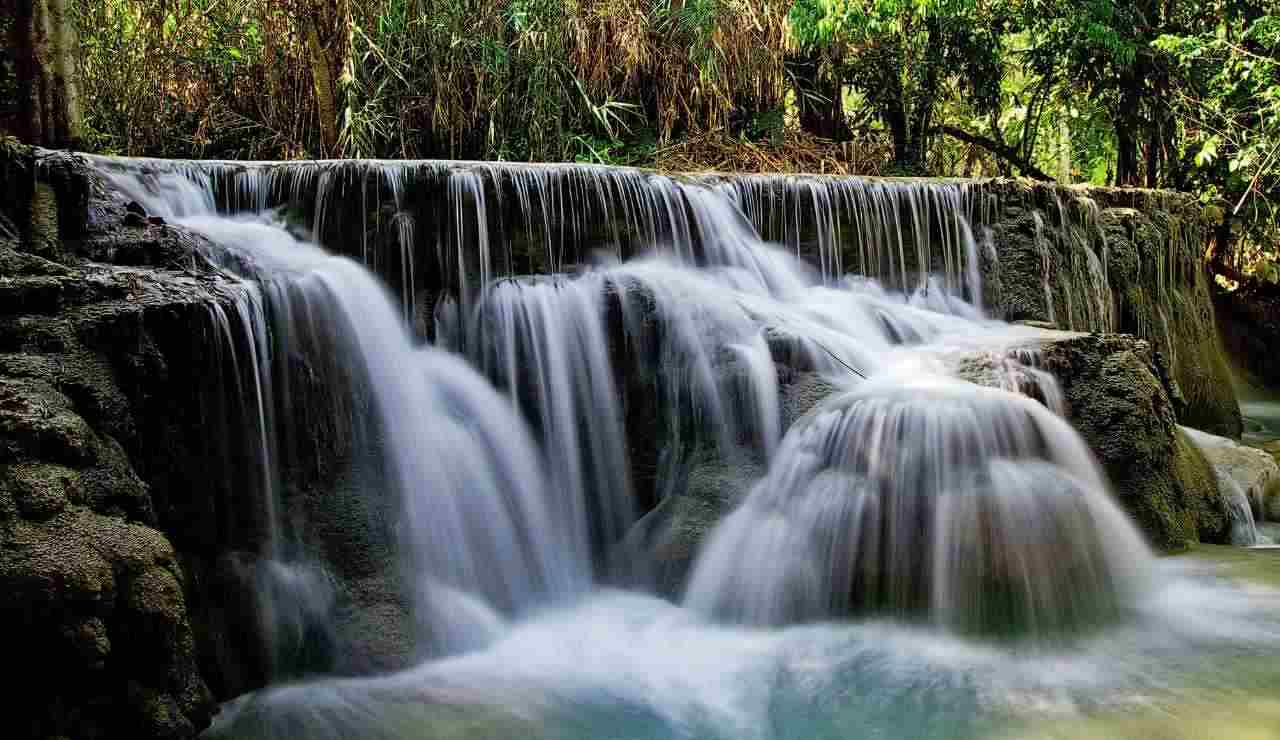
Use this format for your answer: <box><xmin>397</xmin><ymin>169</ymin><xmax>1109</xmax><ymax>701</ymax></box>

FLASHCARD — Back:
<box><xmin>685</xmin><ymin>378</ymin><xmax>1150</xmax><ymax>631</ymax></box>
<box><xmin>101</xmin><ymin>167</ymin><xmax>592</xmax><ymax>662</ymax></box>
<box><xmin>206</xmin><ymin>570</ymin><xmax>1280</xmax><ymax>740</ymax></box>
<box><xmin>87</xmin><ymin>157</ymin><xmax>1280</xmax><ymax>739</ymax></box>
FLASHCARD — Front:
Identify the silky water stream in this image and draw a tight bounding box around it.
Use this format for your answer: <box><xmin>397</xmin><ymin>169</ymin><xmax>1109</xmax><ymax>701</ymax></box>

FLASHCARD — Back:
<box><xmin>95</xmin><ymin>158</ymin><xmax>1280</xmax><ymax>740</ymax></box>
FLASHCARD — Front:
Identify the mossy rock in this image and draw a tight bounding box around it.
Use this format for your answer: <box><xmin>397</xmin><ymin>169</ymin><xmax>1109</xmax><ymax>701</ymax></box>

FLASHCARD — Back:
<box><xmin>0</xmin><ymin>377</ymin><xmax>97</xmax><ymax>466</ymax></box>
<box><xmin>1101</xmin><ymin>208</ymin><xmax>1240</xmax><ymax>437</ymax></box>
<box><xmin>625</xmin><ymin>447</ymin><xmax>764</xmax><ymax>597</ymax></box>
<box><xmin>1034</xmin><ymin>334</ymin><xmax>1229</xmax><ymax>550</ymax></box>
<box><xmin>0</xmin><ymin>509</ymin><xmax>214</xmax><ymax>739</ymax></box>
<box><xmin>1263</xmin><ymin>478</ymin><xmax>1280</xmax><ymax>522</ymax></box>
<box><xmin>1</xmin><ymin>462</ymin><xmax>81</xmax><ymax>520</ymax></box>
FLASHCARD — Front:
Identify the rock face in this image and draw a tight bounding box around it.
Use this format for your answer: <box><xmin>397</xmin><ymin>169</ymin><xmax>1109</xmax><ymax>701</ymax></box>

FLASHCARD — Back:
<box><xmin>0</xmin><ymin>147</ymin><xmax>1249</xmax><ymax>735</ymax></box>
<box><xmin>2</xmin><ymin>147</ymin><xmax>421</xmax><ymax>740</ymax></box>
<box><xmin>976</xmin><ymin>183</ymin><xmax>1240</xmax><ymax>437</ymax></box>
<box><xmin>622</xmin><ymin>371</ymin><xmax>840</xmax><ymax>597</ymax></box>
<box><xmin>87</xmin><ymin>157</ymin><xmax>1240</xmax><ymax>437</ymax></box>
<box><xmin>1032</xmin><ymin>334</ymin><xmax>1230</xmax><ymax>550</ymax></box>
<box><xmin>1</xmin><ymin>152</ymin><xmax>225</xmax><ymax>737</ymax></box>
<box><xmin>624</xmin><ymin>448</ymin><xmax>765</xmax><ymax>596</ymax></box>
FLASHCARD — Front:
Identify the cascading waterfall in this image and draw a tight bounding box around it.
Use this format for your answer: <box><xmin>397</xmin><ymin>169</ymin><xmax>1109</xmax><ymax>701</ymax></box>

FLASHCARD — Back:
<box><xmin>80</xmin><ymin>155</ymin><xmax>1280</xmax><ymax>740</ymax></box>
<box><xmin>88</xmin><ymin>158</ymin><xmax>1005</xmax><ymax>319</ymax></box>
<box><xmin>461</xmin><ymin>274</ymin><xmax>635</xmax><ymax>565</ymax></box>
<box><xmin>99</xmin><ymin>165</ymin><xmax>592</xmax><ymax>665</ymax></box>
<box><xmin>684</xmin><ymin>376</ymin><xmax>1150</xmax><ymax>633</ymax></box>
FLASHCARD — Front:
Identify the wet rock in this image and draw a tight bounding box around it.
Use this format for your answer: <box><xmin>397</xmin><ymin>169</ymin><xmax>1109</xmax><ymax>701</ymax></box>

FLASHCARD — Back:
<box><xmin>1034</xmin><ymin>334</ymin><xmax>1231</xmax><ymax>550</ymax></box>
<box><xmin>1265</xmin><ymin>480</ymin><xmax>1280</xmax><ymax>522</ymax></box>
<box><xmin>1182</xmin><ymin>426</ymin><xmax>1280</xmax><ymax>521</ymax></box>
<box><xmin>3</xmin><ymin>463</ymin><xmax>81</xmax><ymax>520</ymax></box>
<box><xmin>62</xmin><ymin>616</ymin><xmax>112</xmax><ymax>668</ymax></box>
<box><xmin>959</xmin><ymin>179</ymin><xmax>1239</xmax><ymax>437</ymax></box>
<box><xmin>0</xmin><ymin>378</ymin><xmax>97</xmax><ymax>465</ymax></box>
<box><xmin>0</xmin><ymin>510</ymin><xmax>214</xmax><ymax>739</ymax></box>
<box><xmin>625</xmin><ymin>448</ymin><xmax>765</xmax><ymax>596</ymax></box>
<box><xmin>952</xmin><ymin>331</ymin><xmax>1229</xmax><ymax>549</ymax></box>
<box><xmin>779</xmin><ymin>371</ymin><xmax>843</xmax><ymax>428</ymax></box>
<box><xmin>1101</xmin><ymin>207</ymin><xmax>1239</xmax><ymax>437</ymax></box>
<box><xmin>332</xmin><ymin>575</ymin><xmax>415</xmax><ymax>675</ymax></box>
<box><xmin>0</xmin><ymin>150</ymin><xmax>235</xmax><ymax>738</ymax></box>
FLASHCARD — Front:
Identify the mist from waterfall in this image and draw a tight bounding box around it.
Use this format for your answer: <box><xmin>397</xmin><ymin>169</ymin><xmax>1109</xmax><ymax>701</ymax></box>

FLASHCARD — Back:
<box><xmin>85</xmin><ymin>156</ymin><xmax>1280</xmax><ymax>740</ymax></box>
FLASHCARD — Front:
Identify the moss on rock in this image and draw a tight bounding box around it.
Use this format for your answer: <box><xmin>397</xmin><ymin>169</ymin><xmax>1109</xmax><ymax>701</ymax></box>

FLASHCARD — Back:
<box><xmin>974</xmin><ymin>182</ymin><xmax>1241</xmax><ymax>438</ymax></box>
<box><xmin>3</xmin><ymin>462</ymin><xmax>81</xmax><ymax>520</ymax></box>
<box><xmin>1037</xmin><ymin>334</ymin><xmax>1230</xmax><ymax>550</ymax></box>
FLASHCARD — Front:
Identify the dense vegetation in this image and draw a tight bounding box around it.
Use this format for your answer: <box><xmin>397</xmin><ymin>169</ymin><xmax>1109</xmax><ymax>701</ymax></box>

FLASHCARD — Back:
<box><xmin>2</xmin><ymin>0</ymin><xmax>1276</xmax><ymax>263</ymax></box>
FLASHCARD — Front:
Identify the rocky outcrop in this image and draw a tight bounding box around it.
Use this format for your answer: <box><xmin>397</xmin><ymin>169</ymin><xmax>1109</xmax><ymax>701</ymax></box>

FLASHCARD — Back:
<box><xmin>1266</xmin><ymin>482</ymin><xmax>1280</xmax><ymax>523</ymax></box>
<box><xmin>1031</xmin><ymin>334</ymin><xmax>1231</xmax><ymax>550</ymax></box>
<box><xmin>623</xmin><ymin>448</ymin><xmax>764</xmax><ymax>596</ymax></box>
<box><xmin>944</xmin><ymin>330</ymin><xmax>1230</xmax><ymax>551</ymax></box>
<box><xmin>622</xmin><ymin>370</ymin><xmax>842</xmax><ymax>596</ymax></box>
<box><xmin>1</xmin><ymin>147</ymin><xmax>244</xmax><ymax>738</ymax></box>
<box><xmin>0</xmin><ymin>222</ymin><xmax>226</xmax><ymax>735</ymax></box>
<box><xmin>83</xmin><ymin>156</ymin><xmax>1240</xmax><ymax>437</ymax></box>
<box><xmin>976</xmin><ymin>183</ymin><xmax>1240</xmax><ymax>437</ymax></box>
<box><xmin>2</xmin><ymin>146</ymin><xmax>419</xmax><ymax>740</ymax></box>
<box><xmin>1</xmin><ymin>147</ymin><xmax>1249</xmax><ymax>734</ymax></box>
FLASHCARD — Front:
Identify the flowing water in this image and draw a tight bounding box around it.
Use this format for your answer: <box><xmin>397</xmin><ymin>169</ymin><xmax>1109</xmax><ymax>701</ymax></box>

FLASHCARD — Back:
<box><xmin>89</xmin><ymin>157</ymin><xmax>1280</xmax><ymax>740</ymax></box>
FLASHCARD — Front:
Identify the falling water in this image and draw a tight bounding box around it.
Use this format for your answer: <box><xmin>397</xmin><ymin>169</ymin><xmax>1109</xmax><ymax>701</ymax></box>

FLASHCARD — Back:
<box><xmin>81</xmin><ymin>155</ymin><xmax>1280</xmax><ymax>740</ymax></box>
<box><xmin>684</xmin><ymin>376</ymin><xmax>1150</xmax><ymax>633</ymax></box>
<box><xmin>98</xmin><ymin>164</ymin><xmax>592</xmax><ymax>665</ymax></box>
<box><xmin>462</xmin><ymin>274</ymin><xmax>634</xmax><ymax>566</ymax></box>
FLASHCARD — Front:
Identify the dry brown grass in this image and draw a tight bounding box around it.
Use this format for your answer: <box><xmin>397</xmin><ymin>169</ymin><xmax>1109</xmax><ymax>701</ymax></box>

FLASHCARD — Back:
<box><xmin>654</xmin><ymin>127</ymin><xmax>894</xmax><ymax>175</ymax></box>
<box><xmin>71</xmin><ymin>0</ymin><xmax>811</xmax><ymax>163</ymax></box>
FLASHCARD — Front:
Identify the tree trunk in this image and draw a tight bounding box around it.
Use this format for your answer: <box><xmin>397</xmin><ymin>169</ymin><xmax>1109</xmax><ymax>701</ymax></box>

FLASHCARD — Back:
<box><xmin>1057</xmin><ymin>116</ymin><xmax>1072</xmax><ymax>184</ymax></box>
<box><xmin>304</xmin><ymin>15</ymin><xmax>339</xmax><ymax>157</ymax></box>
<box><xmin>906</xmin><ymin>102</ymin><xmax>933</xmax><ymax>174</ymax></box>
<box><xmin>1115</xmin><ymin>120</ymin><xmax>1140</xmax><ymax>187</ymax></box>
<box><xmin>897</xmin><ymin>20</ymin><xmax>942</xmax><ymax>176</ymax></box>
<box><xmin>1145</xmin><ymin>118</ymin><xmax>1161</xmax><ymax>188</ymax></box>
<box><xmin>10</xmin><ymin>0</ymin><xmax>83</xmax><ymax>148</ymax></box>
<box><xmin>886</xmin><ymin>103</ymin><xmax>910</xmax><ymax>171</ymax></box>
<box><xmin>789</xmin><ymin>52</ymin><xmax>850</xmax><ymax>141</ymax></box>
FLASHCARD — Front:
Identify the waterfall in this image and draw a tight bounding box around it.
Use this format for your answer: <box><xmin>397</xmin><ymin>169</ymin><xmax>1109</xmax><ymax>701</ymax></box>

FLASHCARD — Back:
<box><xmin>77</xmin><ymin>154</ymin><xmax>1280</xmax><ymax>740</ymax></box>
<box><xmin>99</xmin><ymin>166</ymin><xmax>592</xmax><ymax>668</ymax></box>
<box><xmin>90</xmin><ymin>156</ymin><xmax>1150</xmax><ymax>639</ymax></box>
<box><xmin>87</xmin><ymin>158</ymin><xmax>1006</xmax><ymax>319</ymax></box>
<box><xmin>461</xmin><ymin>274</ymin><xmax>634</xmax><ymax>566</ymax></box>
<box><xmin>683</xmin><ymin>376</ymin><xmax>1150</xmax><ymax>634</ymax></box>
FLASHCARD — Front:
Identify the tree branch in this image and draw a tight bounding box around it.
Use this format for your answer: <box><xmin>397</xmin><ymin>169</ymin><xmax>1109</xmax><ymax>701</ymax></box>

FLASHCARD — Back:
<box><xmin>935</xmin><ymin>125</ymin><xmax>1056</xmax><ymax>181</ymax></box>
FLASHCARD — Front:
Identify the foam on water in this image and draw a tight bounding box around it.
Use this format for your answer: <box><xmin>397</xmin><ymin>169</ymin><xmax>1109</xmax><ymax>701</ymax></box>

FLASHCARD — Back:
<box><xmin>205</xmin><ymin>568</ymin><xmax>1280</xmax><ymax>740</ymax></box>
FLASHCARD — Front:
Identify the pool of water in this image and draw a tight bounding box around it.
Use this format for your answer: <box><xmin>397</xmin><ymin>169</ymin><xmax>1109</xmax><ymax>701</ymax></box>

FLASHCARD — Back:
<box><xmin>205</xmin><ymin>553</ymin><xmax>1280</xmax><ymax>740</ymax></box>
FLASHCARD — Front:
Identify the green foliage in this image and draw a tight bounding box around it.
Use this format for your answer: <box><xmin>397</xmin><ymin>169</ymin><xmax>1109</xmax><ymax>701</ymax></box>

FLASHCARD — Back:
<box><xmin>1151</xmin><ymin>8</ymin><xmax>1280</xmax><ymax>280</ymax></box>
<box><xmin>788</xmin><ymin>0</ymin><xmax>1010</xmax><ymax>170</ymax></box>
<box><xmin>62</xmin><ymin>0</ymin><xmax>791</xmax><ymax>161</ymax></box>
<box><xmin>72</xmin><ymin>0</ymin><xmax>294</xmax><ymax>157</ymax></box>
